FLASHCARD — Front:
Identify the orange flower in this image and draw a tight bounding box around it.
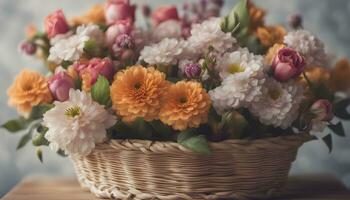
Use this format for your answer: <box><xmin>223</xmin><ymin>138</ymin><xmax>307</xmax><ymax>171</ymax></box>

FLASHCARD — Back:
<box><xmin>159</xmin><ymin>81</ymin><xmax>211</xmax><ymax>131</ymax></box>
<box><xmin>265</xmin><ymin>43</ymin><xmax>286</xmax><ymax>65</ymax></box>
<box><xmin>256</xmin><ymin>26</ymin><xmax>287</xmax><ymax>47</ymax></box>
<box><xmin>70</xmin><ymin>4</ymin><xmax>106</xmax><ymax>26</ymax></box>
<box><xmin>7</xmin><ymin>70</ymin><xmax>53</xmax><ymax>115</ymax></box>
<box><xmin>329</xmin><ymin>59</ymin><xmax>350</xmax><ymax>92</ymax></box>
<box><xmin>110</xmin><ymin>65</ymin><xmax>170</xmax><ymax>123</ymax></box>
<box><xmin>248</xmin><ymin>0</ymin><xmax>266</xmax><ymax>32</ymax></box>
<box><xmin>81</xmin><ymin>72</ymin><xmax>93</xmax><ymax>92</ymax></box>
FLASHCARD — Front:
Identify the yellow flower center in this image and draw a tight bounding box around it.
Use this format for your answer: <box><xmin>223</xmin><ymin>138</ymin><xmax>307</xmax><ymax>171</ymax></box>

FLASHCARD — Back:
<box><xmin>228</xmin><ymin>63</ymin><xmax>245</xmax><ymax>74</ymax></box>
<box><xmin>65</xmin><ymin>106</ymin><xmax>81</xmax><ymax>117</ymax></box>
<box><xmin>268</xmin><ymin>88</ymin><xmax>282</xmax><ymax>100</ymax></box>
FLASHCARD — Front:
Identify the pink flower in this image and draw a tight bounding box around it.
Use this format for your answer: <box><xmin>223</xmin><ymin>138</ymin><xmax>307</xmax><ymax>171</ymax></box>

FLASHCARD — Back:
<box><xmin>272</xmin><ymin>47</ymin><xmax>306</xmax><ymax>82</ymax></box>
<box><xmin>48</xmin><ymin>71</ymin><xmax>75</xmax><ymax>102</ymax></box>
<box><xmin>310</xmin><ymin>99</ymin><xmax>333</xmax><ymax>121</ymax></box>
<box><xmin>44</xmin><ymin>10</ymin><xmax>69</xmax><ymax>39</ymax></box>
<box><xmin>151</xmin><ymin>6</ymin><xmax>179</xmax><ymax>25</ymax></box>
<box><xmin>74</xmin><ymin>57</ymin><xmax>115</xmax><ymax>85</ymax></box>
<box><xmin>105</xmin><ymin>0</ymin><xmax>136</xmax><ymax>25</ymax></box>
<box><xmin>106</xmin><ymin>20</ymin><xmax>133</xmax><ymax>46</ymax></box>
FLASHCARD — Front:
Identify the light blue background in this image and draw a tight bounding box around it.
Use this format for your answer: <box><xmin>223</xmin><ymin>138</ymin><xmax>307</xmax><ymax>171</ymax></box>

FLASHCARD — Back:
<box><xmin>1</xmin><ymin>0</ymin><xmax>350</xmax><ymax>197</ymax></box>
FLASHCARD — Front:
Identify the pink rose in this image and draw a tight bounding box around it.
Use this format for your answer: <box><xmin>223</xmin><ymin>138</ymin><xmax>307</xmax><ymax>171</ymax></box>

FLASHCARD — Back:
<box><xmin>74</xmin><ymin>57</ymin><xmax>115</xmax><ymax>85</ymax></box>
<box><xmin>151</xmin><ymin>6</ymin><xmax>179</xmax><ymax>25</ymax></box>
<box><xmin>48</xmin><ymin>71</ymin><xmax>75</xmax><ymax>102</ymax></box>
<box><xmin>310</xmin><ymin>99</ymin><xmax>333</xmax><ymax>121</ymax></box>
<box><xmin>106</xmin><ymin>20</ymin><xmax>133</xmax><ymax>46</ymax></box>
<box><xmin>272</xmin><ymin>47</ymin><xmax>306</xmax><ymax>82</ymax></box>
<box><xmin>105</xmin><ymin>0</ymin><xmax>136</xmax><ymax>25</ymax></box>
<box><xmin>44</xmin><ymin>10</ymin><xmax>69</xmax><ymax>39</ymax></box>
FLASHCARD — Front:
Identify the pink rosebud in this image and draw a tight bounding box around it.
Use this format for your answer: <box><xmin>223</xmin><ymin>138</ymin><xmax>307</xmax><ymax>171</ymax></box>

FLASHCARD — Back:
<box><xmin>310</xmin><ymin>99</ymin><xmax>333</xmax><ymax>121</ymax></box>
<box><xmin>74</xmin><ymin>57</ymin><xmax>115</xmax><ymax>85</ymax></box>
<box><xmin>44</xmin><ymin>10</ymin><xmax>69</xmax><ymax>39</ymax></box>
<box><xmin>105</xmin><ymin>0</ymin><xmax>136</xmax><ymax>25</ymax></box>
<box><xmin>184</xmin><ymin>63</ymin><xmax>202</xmax><ymax>79</ymax></box>
<box><xmin>106</xmin><ymin>20</ymin><xmax>133</xmax><ymax>47</ymax></box>
<box><xmin>272</xmin><ymin>47</ymin><xmax>306</xmax><ymax>82</ymax></box>
<box><xmin>48</xmin><ymin>71</ymin><xmax>75</xmax><ymax>102</ymax></box>
<box><xmin>151</xmin><ymin>6</ymin><xmax>179</xmax><ymax>26</ymax></box>
<box><xmin>19</xmin><ymin>41</ymin><xmax>37</xmax><ymax>55</ymax></box>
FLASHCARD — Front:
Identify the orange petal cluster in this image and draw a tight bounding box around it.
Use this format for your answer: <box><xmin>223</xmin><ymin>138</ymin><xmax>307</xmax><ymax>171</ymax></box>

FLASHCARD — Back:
<box><xmin>329</xmin><ymin>59</ymin><xmax>350</xmax><ymax>92</ymax></box>
<box><xmin>110</xmin><ymin>65</ymin><xmax>170</xmax><ymax>123</ymax></box>
<box><xmin>70</xmin><ymin>4</ymin><xmax>106</xmax><ymax>26</ymax></box>
<box><xmin>265</xmin><ymin>43</ymin><xmax>286</xmax><ymax>65</ymax></box>
<box><xmin>248</xmin><ymin>0</ymin><xmax>266</xmax><ymax>32</ymax></box>
<box><xmin>159</xmin><ymin>81</ymin><xmax>211</xmax><ymax>131</ymax></box>
<box><xmin>7</xmin><ymin>69</ymin><xmax>53</xmax><ymax>114</ymax></box>
<box><xmin>256</xmin><ymin>26</ymin><xmax>287</xmax><ymax>47</ymax></box>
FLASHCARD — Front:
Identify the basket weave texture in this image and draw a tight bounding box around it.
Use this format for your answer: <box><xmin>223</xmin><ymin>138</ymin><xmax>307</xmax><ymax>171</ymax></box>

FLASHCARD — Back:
<box><xmin>71</xmin><ymin>133</ymin><xmax>311</xmax><ymax>200</ymax></box>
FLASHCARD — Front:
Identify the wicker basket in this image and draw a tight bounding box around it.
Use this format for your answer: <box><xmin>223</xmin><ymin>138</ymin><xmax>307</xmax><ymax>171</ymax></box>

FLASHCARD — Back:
<box><xmin>71</xmin><ymin>133</ymin><xmax>312</xmax><ymax>200</ymax></box>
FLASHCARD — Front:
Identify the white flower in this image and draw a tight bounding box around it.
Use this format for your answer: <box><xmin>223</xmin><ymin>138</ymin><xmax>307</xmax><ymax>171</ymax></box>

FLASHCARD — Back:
<box><xmin>152</xmin><ymin>20</ymin><xmax>182</xmax><ymax>43</ymax></box>
<box><xmin>284</xmin><ymin>30</ymin><xmax>329</xmax><ymax>67</ymax></box>
<box><xmin>186</xmin><ymin>18</ymin><xmax>237</xmax><ymax>56</ymax></box>
<box><xmin>249</xmin><ymin>78</ymin><xmax>304</xmax><ymax>129</ymax></box>
<box><xmin>48</xmin><ymin>24</ymin><xmax>104</xmax><ymax>63</ymax></box>
<box><xmin>139</xmin><ymin>38</ymin><xmax>186</xmax><ymax>65</ymax></box>
<box><xmin>209</xmin><ymin>49</ymin><xmax>266</xmax><ymax>113</ymax></box>
<box><xmin>310</xmin><ymin>120</ymin><xmax>327</xmax><ymax>136</ymax></box>
<box><xmin>43</xmin><ymin>89</ymin><xmax>117</xmax><ymax>156</ymax></box>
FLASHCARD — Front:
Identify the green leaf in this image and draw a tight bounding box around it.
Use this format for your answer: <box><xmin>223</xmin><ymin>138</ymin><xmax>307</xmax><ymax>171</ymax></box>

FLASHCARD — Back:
<box><xmin>32</xmin><ymin>126</ymin><xmax>49</xmax><ymax>146</ymax></box>
<box><xmin>334</xmin><ymin>98</ymin><xmax>350</xmax><ymax>120</ymax></box>
<box><xmin>57</xmin><ymin>149</ymin><xmax>67</xmax><ymax>157</ymax></box>
<box><xmin>91</xmin><ymin>76</ymin><xmax>112</xmax><ymax>107</ymax></box>
<box><xmin>177</xmin><ymin>129</ymin><xmax>197</xmax><ymax>143</ymax></box>
<box><xmin>113</xmin><ymin>118</ymin><xmax>153</xmax><ymax>140</ymax></box>
<box><xmin>328</xmin><ymin>122</ymin><xmax>345</xmax><ymax>137</ymax></box>
<box><xmin>36</xmin><ymin>148</ymin><xmax>43</xmax><ymax>163</ymax></box>
<box><xmin>61</xmin><ymin>60</ymin><xmax>73</xmax><ymax>69</ymax></box>
<box><xmin>221</xmin><ymin>0</ymin><xmax>249</xmax><ymax>34</ymax></box>
<box><xmin>179</xmin><ymin>135</ymin><xmax>212</xmax><ymax>155</ymax></box>
<box><xmin>84</xmin><ymin>39</ymin><xmax>97</xmax><ymax>54</ymax></box>
<box><xmin>17</xmin><ymin>132</ymin><xmax>32</xmax><ymax>150</ymax></box>
<box><xmin>322</xmin><ymin>134</ymin><xmax>333</xmax><ymax>153</ymax></box>
<box><xmin>221</xmin><ymin>111</ymin><xmax>248</xmax><ymax>139</ymax></box>
<box><xmin>1</xmin><ymin>117</ymin><xmax>29</xmax><ymax>133</ymax></box>
<box><xmin>29</xmin><ymin>104</ymin><xmax>54</xmax><ymax>120</ymax></box>
<box><xmin>149</xmin><ymin>120</ymin><xmax>174</xmax><ymax>141</ymax></box>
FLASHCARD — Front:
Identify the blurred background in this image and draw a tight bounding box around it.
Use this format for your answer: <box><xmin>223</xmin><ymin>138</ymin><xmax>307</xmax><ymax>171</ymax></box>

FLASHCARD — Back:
<box><xmin>1</xmin><ymin>0</ymin><xmax>350</xmax><ymax>197</ymax></box>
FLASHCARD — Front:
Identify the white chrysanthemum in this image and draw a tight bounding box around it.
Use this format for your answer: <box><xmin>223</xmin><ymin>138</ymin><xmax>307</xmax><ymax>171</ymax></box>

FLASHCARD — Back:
<box><xmin>186</xmin><ymin>18</ymin><xmax>237</xmax><ymax>56</ymax></box>
<box><xmin>43</xmin><ymin>89</ymin><xmax>117</xmax><ymax>156</ymax></box>
<box><xmin>284</xmin><ymin>30</ymin><xmax>329</xmax><ymax>67</ymax></box>
<box><xmin>209</xmin><ymin>49</ymin><xmax>266</xmax><ymax>113</ymax></box>
<box><xmin>139</xmin><ymin>38</ymin><xmax>186</xmax><ymax>65</ymax></box>
<box><xmin>249</xmin><ymin>78</ymin><xmax>304</xmax><ymax>129</ymax></box>
<box><xmin>152</xmin><ymin>20</ymin><xmax>182</xmax><ymax>43</ymax></box>
<box><xmin>48</xmin><ymin>24</ymin><xmax>104</xmax><ymax>63</ymax></box>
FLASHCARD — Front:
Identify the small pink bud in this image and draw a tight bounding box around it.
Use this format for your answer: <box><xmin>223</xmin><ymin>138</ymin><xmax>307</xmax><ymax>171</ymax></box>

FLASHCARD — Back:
<box><xmin>310</xmin><ymin>99</ymin><xmax>333</xmax><ymax>121</ymax></box>
<box><xmin>19</xmin><ymin>41</ymin><xmax>37</xmax><ymax>55</ymax></box>
<box><xmin>105</xmin><ymin>20</ymin><xmax>133</xmax><ymax>47</ymax></box>
<box><xmin>184</xmin><ymin>63</ymin><xmax>202</xmax><ymax>79</ymax></box>
<box><xmin>272</xmin><ymin>47</ymin><xmax>306</xmax><ymax>82</ymax></box>
<box><xmin>44</xmin><ymin>10</ymin><xmax>69</xmax><ymax>39</ymax></box>
<box><xmin>151</xmin><ymin>6</ymin><xmax>179</xmax><ymax>26</ymax></box>
<box><xmin>105</xmin><ymin>0</ymin><xmax>136</xmax><ymax>25</ymax></box>
<box><xmin>48</xmin><ymin>71</ymin><xmax>75</xmax><ymax>102</ymax></box>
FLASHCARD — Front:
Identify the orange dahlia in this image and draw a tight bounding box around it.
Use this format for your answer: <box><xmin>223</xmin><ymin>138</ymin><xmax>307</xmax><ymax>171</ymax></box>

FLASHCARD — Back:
<box><xmin>329</xmin><ymin>59</ymin><xmax>350</xmax><ymax>92</ymax></box>
<box><xmin>248</xmin><ymin>0</ymin><xmax>266</xmax><ymax>32</ymax></box>
<box><xmin>159</xmin><ymin>81</ymin><xmax>211</xmax><ymax>131</ymax></box>
<box><xmin>7</xmin><ymin>69</ymin><xmax>53</xmax><ymax>114</ymax></box>
<box><xmin>70</xmin><ymin>4</ymin><xmax>106</xmax><ymax>26</ymax></box>
<box><xmin>256</xmin><ymin>26</ymin><xmax>287</xmax><ymax>47</ymax></box>
<box><xmin>110</xmin><ymin>65</ymin><xmax>170</xmax><ymax>123</ymax></box>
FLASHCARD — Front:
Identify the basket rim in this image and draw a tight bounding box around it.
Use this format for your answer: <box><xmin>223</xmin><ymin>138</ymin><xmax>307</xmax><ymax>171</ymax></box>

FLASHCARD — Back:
<box><xmin>93</xmin><ymin>133</ymin><xmax>313</xmax><ymax>154</ymax></box>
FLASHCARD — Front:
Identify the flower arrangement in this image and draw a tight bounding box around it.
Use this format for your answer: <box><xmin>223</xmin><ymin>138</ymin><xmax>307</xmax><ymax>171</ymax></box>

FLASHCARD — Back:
<box><xmin>3</xmin><ymin>0</ymin><xmax>350</xmax><ymax>162</ymax></box>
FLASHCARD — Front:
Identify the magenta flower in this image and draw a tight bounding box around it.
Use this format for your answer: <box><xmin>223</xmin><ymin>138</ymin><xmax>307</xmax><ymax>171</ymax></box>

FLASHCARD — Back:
<box><xmin>272</xmin><ymin>47</ymin><xmax>306</xmax><ymax>82</ymax></box>
<box><xmin>19</xmin><ymin>41</ymin><xmax>37</xmax><ymax>55</ymax></box>
<box><xmin>106</xmin><ymin>20</ymin><xmax>133</xmax><ymax>47</ymax></box>
<box><xmin>151</xmin><ymin>6</ymin><xmax>179</xmax><ymax>25</ymax></box>
<box><xmin>44</xmin><ymin>10</ymin><xmax>69</xmax><ymax>39</ymax></box>
<box><xmin>184</xmin><ymin>63</ymin><xmax>202</xmax><ymax>79</ymax></box>
<box><xmin>74</xmin><ymin>57</ymin><xmax>115</xmax><ymax>85</ymax></box>
<box><xmin>310</xmin><ymin>99</ymin><xmax>333</xmax><ymax>121</ymax></box>
<box><xmin>48</xmin><ymin>71</ymin><xmax>75</xmax><ymax>102</ymax></box>
<box><xmin>105</xmin><ymin>0</ymin><xmax>136</xmax><ymax>25</ymax></box>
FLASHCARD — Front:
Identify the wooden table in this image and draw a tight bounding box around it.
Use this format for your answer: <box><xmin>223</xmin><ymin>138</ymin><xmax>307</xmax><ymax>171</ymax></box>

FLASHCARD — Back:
<box><xmin>2</xmin><ymin>175</ymin><xmax>350</xmax><ymax>200</ymax></box>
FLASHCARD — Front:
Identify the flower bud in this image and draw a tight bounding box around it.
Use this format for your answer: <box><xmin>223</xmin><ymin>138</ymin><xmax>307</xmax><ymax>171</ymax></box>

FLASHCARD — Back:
<box><xmin>19</xmin><ymin>41</ymin><xmax>37</xmax><ymax>55</ymax></box>
<box><xmin>289</xmin><ymin>13</ymin><xmax>303</xmax><ymax>29</ymax></box>
<box><xmin>272</xmin><ymin>47</ymin><xmax>306</xmax><ymax>82</ymax></box>
<box><xmin>310</xmin><ymin>99</ymin><xmax>333</xmax><ymax>121</ymax></box>
<box><xmin>74</xmin><ymin>57</ymin><xmax>115</xmax><ymax>84</ymax></box>
<box><xmin>48</xmin><ymin>71</ymin><xmax>75</xmax><ymax>102</ymax></box>
<box><xmin>151</xmin><ymin>6</ymin><xmax>179</xmax><ymax>26</ymax></box>
<box><xmin>44</xmin><ymin>10</ymin><xmax>69</xmax><ymax>39</ymax></box>
<box><xmin>106</xmin><ymin>20</ymin><xmax>133</xmax><ymax>47</ymax></box>
<box><xmin>184</xmin><ymin>63</ymin><xmax>202</xmax><ymax>79</ymax></box>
